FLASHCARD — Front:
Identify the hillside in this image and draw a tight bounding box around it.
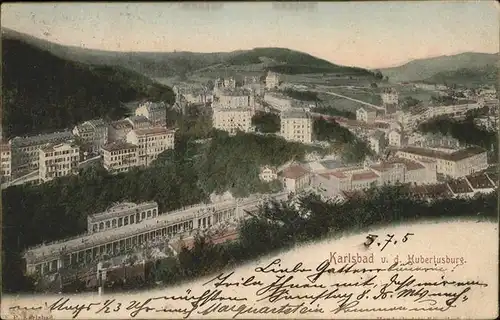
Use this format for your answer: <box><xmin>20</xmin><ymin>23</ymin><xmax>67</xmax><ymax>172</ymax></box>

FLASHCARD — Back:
<box><xmin>2</xmin><ymin>36</ymin><xmax>175</xmax><ymax>138</ymax></box>
<box><xmin>381</xmin><ymin>52</ymin><xmax>499</xmax><ymax>83</ymax></box>
<box><xmin>2</xmin><ymin>29</ymin><xmax>376</xmax><ymax>80</ymax></box>
<box><xmin>421</xmin><ymin>67</ymin><xmax>498</xmax><ymax>88</ymax></box>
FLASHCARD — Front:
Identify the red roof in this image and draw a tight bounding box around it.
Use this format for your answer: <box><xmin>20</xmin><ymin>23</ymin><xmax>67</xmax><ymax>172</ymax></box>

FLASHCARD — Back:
<box><xmin>281</xmin><ymin>165</ymin><xmax>309</xmax><ymax>179</ymax></box>
<box><xmin>351</xmin><ymin>171</ymin><xmax>379</xmax><ymax>181</ymax></box>
<box><xmin>386</xmin><ymin>157</ymin><xmax>425</xmax><ymax>171</ymax></box>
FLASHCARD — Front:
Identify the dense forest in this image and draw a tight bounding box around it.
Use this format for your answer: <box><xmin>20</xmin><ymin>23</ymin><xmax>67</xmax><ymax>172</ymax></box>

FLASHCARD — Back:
<box><xmin>251</xmin><ymin>111</ymin><xmax>281</xmax><ymax>133</ymax></box>
<box><xmin>311</xmin><ymin>106</ymin><xmax>356</xmax><ymax>119</ymax></box>
<box><xmin>2</xmin><ymin>38</ymin><xmax>175</xmax><ymax>138</ymax></box>
<box><xmin>418</xmin><ymin>111</ymin><xmax>498</xmax><ymax>162</ymax></box>
<box><xmin>313</xmin><ymin>117</ymin><xmax>373</xmax><ymax>164</ymax></box>
<box><xmin>143</xmin><ymin>185</ymin><xmax>496</xmax><ymax>291</ymax></box>
<box><xmin>281</xmin><ymin>88</ymin><xmax>320</xmax><ymax>101</ymax></box>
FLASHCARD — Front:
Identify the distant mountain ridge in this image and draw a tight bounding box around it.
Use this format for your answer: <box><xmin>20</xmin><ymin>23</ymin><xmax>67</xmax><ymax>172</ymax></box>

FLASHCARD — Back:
<box><xmin>2</xmin><ymin>32</ymin><xmax>175</xmax><ymax>138</ymax></box>
<box><xmin>1</xmin><ymin>28</ymin><xmax>376</xmax><ymax>78</ymax></box>
<box><xmin>381</xmin><ymin>52</ymin><xmax>499</xmax><ymax>83</ymax></box>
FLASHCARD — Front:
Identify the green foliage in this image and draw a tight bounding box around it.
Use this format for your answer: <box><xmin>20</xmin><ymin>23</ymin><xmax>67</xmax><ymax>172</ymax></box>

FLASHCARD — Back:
<box><xmin>2</xmin><ymin>39</ymin><xmax>175</xmax><ymax>138</ymax></box>
<box><xmin>281</xmin><ymin>88</ymin><xmax>320</xmax><ymax>101</ymax></box>
<box><xmin>313</xmin><ymin>117</ymin><xmax>372</xmax><ymax>164</ymax></box>
<box><xmin>197</xmin><ymin>132</ymin><xmax>307</xmax><ymax>197</ymax></box>
<box><xmin>430</xmin><ymin>95</ymin><xmax>458</xmax><ymax>106</ymax></box>
<box><xmin>311</xmin><ymin>106</ymin><xmax>356</xmax><ymax>119</ymax></box>
<box><xmin>400</xmin><ymin>96</ymin><xmax>423</xmax><ymax>111</ymax></box>
<box><xmin>418</xmin><ymin>115</ymin><xmax>498</xmax><ymax>162</ymax></box>
<box><xmin>251</xmin><ymin>112</ymin><xmax>280</xmax><ymax>133</ymax></box>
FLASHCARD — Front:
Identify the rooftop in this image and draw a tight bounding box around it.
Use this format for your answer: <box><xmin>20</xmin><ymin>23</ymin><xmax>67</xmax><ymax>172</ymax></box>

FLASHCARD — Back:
<box><xmin>101</xmin><ymin>141</ymin><xmax>138</xmax><ymax>152</ymax></box>
<box><xmin>397</xmin><ymin>146</ymin><xmax>487</xmax><ymax>162</ymax></box>
<box><xmin>40</xmin><ymin>141</ymin><xmax>79</xmax><ymax>153</ymax></box>
<box><xmin>88</xmin><ymin>201</ymin><xmax>158</xmax><ymax>223</ymax></box>
<box><xmin>281</xmin><ymin>165</ymin><xmax>310</xmax><ymax>179</ymax></box>
<box><xmin>11</xmin><ymin>131</ymin><xmax>74</xmax><ymax>147</ymax></box>
<box><xmin>466</xmin><ymin>174</ymin><xmax>494</xmax><ymax>190</ymax></box>
<box><xmin>281</xmin><ymin>110</ymin><xmax>310</xmax><ymax>119</ymax></box>
<box><xmin>133</xmin><ymin>127</ymin><xmax>175</xmax><ymax>136</ymax></box>
<box><xmin>370</xmin><ymin>130</ymin><xmax>386</xmax><ymax>140</ymax></box>
<box><xmin>386</xmin><ymin>157</ymin><xmax>425</xmax><ymax>171</ymax></box>
<box><xmin>127</xmin><ymin>115</ymin><xmax>151</xmax><ymax>124</ymax></box>
<box><xmin>110</xmin><ymin>119</ymin><xmax>133</xmax><ymax>130</ymax></box>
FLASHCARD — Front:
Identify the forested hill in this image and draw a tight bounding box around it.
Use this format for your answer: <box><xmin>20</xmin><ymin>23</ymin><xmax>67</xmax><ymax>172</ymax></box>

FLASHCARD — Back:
<box><xmin>2</xmin><ymin>38</ymin><xmax>175</xmax><ymax>138</ymax></box>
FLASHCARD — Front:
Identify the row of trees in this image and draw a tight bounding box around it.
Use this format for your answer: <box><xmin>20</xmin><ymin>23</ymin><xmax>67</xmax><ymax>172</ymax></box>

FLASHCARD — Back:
<box><xmin>251</xmin><ymin>111</ymin><xmax>281</xmax><ymax>133</ymax></box>
<box><xmin>144</xmin><ymin>185</ymin><xmax>497</xmax><ymax>289</ymax></box>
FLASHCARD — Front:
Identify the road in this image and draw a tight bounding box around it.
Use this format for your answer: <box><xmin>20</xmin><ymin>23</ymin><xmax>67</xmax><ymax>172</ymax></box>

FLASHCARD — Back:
<box><xmin>314</xmin><ymin>90</ymin><xmax>386</xmax><ymax>111</ymax></box>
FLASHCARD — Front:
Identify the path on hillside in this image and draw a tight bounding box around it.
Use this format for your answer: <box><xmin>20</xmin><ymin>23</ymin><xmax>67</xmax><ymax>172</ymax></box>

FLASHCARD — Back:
<box><xmin>315</xmin><ymin>90</ymin><xmax>385</xmax><ymax>111</ymax></box>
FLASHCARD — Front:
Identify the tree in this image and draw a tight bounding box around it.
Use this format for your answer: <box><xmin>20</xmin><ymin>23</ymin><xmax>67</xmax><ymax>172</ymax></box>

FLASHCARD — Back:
<box><xmin>400</xmin><ymin>96</ymin><xmax>423</xmax><ymax>111</ymax></box>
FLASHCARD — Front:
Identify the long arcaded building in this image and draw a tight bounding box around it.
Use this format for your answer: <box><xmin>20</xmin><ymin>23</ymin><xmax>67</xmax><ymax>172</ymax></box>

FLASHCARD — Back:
<box><xmin>23</xmin><ymin>192</ymin><xmax>288</xmax><ymax>276</ymax></box>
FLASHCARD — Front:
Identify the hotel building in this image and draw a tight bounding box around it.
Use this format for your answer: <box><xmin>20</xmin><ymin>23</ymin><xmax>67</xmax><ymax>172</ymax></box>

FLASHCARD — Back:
<box><xmin>280</xmin><ymin>110</ymin><xmax>313</xmax><ymax>144</ymax></box>
<box><xmin>39</xmin><ymin>141</ymin><xmax>80</xmax><ymax>182</ymax></box>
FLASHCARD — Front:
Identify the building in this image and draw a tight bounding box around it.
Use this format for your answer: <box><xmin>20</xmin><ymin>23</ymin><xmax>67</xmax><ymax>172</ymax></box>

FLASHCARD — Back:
<box><xmin>216</xmin><ymin>89</ymin><xmax>252</xmax><ymax>109</ymax></box>
<box><xmin>280</xmin><ymin>110</ymin><xmax>313</xmax><ymax>144</ymax></box>
<box><xmin>259</xmin><ymin>165</ymin><xmax>278</xmax><ymax>182</ymax></box>
<box><xmin>39</xmin><ymin>141</ymin><xmax>80</xmax><ymax>182</ymax></box>
<box><xmin>223</xmin><ymin>77</ymin><xmax>236</xmax><ymax>89</ymax></box>
<box><xmin>22</xmin><ymin>192</ymin><xmax>288</xmax><ymax>276</ymax></box>
<box><xmin>368</xmin><ymin>130</ymin><xmax>386</xmax><ymax>154</ymax></box>
<box><xmin>135</xmin><ymin>101</ymin><xmax>168</xmax><ymax>126</ymax></box>
<box><xmin>72</xmin><ymin>119</ymin><xmax>108</xmax><ymax>155</ymax></box>
<box><xmin>108</xmin><ymin>120</ymin><xmax>133</xmax><ymax>142</ymax></box>
<box><xmin>126</xmin><ymin>127</ymin><xmax>176</xmax><ymax>166</ymax></box>
<box><xmin>88</xmin><ymin>202</ymin><xmax>159</xmax><ymax>234</ymax></box>
<box><xmin>474</xmin><ymin>116</ymin><xmax>498</xmax><ymax>132</ymax></box>
<box><xmin>1</xmin><ymin>140</ymin><xmax>12</xmax><ymax>183</ymax></box>
<box><xmin>101</xmin><ymin>142</ymin><xmax>139</xmax><ymax>174</ymax></box>
<box><xmin>388</xmin><ymin>129</ymin><xmax>403</xmax><ymax>147</ymax></box>
<box><xmin>280</xmin><ymin>165</ymin><xmax>311</xmax><ymax>193</ymax></box>
<box><xmin>10</xmin><ymin>131</ymin><xmax>74</xmax><ymax>176</ymax></box>
<box><xmin>356</xmin><ymin>107</ymin><xmax>377</xmax><ymax>123</ymax></box>
<box><xmin>384</xmin><ymin>157</ymin><xmax>437</xmax><ymax>185</ymax></box>
<box><xmin>126</xmin><ymin>116</ymin><xmax>152</xmax><ymax>130</ymax></box>
<box><xmin>396</xmin><ymin>146</ymin><xmax>488</xmax><ymax>178</ymax></box>
<box><xmin>381</xmin><ymin>88</ymin><xmax>399</xmax><ymax>105</ymax></box>
<box><xmin>265</xmin><ymin>71</ymin><xmax>280</xmax><ymax>90</ymax></box>
<box><xmin>212</xmin><ymin>107</ymin><xmax>255</xmax><ymax>135</ymax></box>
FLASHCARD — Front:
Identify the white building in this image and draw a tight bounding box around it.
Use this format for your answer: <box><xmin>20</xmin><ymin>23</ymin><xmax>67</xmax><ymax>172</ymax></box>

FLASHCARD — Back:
<box><xmin>388</xmin><ymin>129</ymin><xmax>403</xmax><ymax>147</ymax></box>
<box><xmin>216</xmin><ymin>89</ymin><xmax>252</xmax><ymax>109</ymax></box>
<box><xmin>1</xmin><ymin>140</ymin><xmax>12</xmax><ymax>183</ymax></box>
<box><xmin>265</xmin><ymin>71</ymin><xmax>280</xmax><ymax>90</ymax></box>
<box><xmin>280</xmin><ymin>110</ymin><xmax>313</xmax><ymax>144</ymax></box>
<box><xmin>72</xmin><ymin>119</ymin><xmax>108</xmax><ymax>155</ymax></box>
<box><xmin>280</xmin><ymin>164</ymin><xmax>311</xmax><ymax>193</ymax></box>
<box><xmin>101</xmin><ymin>142</ymin><xmax>139</xmax><ymax>174</ymax></box>
<box><xmin>108</xmin><ymin>119</ymin><xmax>134</xmax><ymax>142</ymax></box>
<box><xmin>259</xmin><ymin>165</ymin><xmax>278</xmax><ymax>182</ymax></box>
<box><xmin>39</xmin><ymin>141</ymin><xmax>80</xmax><ymax>182</ymax></box>
<box><xmin>135</xmin><ymin>102</ymin><xmax>168</xmax><ymax>126</ymax></box>
<box><xmin>212</xmin><ymin>107</ymin><xmax>255</xmax><ymax>135</ymax></box>
<box><xmin>356</xmin><ymin>107</ymin><xmax>377</xmax><ymax>123</ymax></box>
<box><xmin>126</xmin><ymin>127</ymin><xmax>176</xmax><ymax>167</ymax></box>
<box><xmin>396</xmin><ymin>146</ymin><xmax>488</xmax><ymax>178</ymax></box>
<box><xmin>10</xmin><ymin>131</ymin><xmax>74</xmax><ymax>177</ymax></box>
<box><xmin>368</xmin><ymin>130</ymin><xmax>386</xmax><ymax>154</ymax></box>
<box><xmin>88</xmin><ymin>202</ymin><xmax>159</xmax><ymax>234</ymax></box>
<box><xmin>381</xmin><ymin>88</ymin><xmax>399</xmax><ymax>105</ymax></box>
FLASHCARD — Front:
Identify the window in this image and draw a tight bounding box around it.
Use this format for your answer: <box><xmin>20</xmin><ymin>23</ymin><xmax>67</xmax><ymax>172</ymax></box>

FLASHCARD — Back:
<box><xmin>105</xmin><ymin>221</ymin><xmax>110</xmax><ymax>228</ymax></box>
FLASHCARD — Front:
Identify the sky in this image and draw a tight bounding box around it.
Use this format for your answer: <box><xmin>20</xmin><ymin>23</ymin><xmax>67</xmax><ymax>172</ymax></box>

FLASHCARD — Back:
<box><xmin>1</xmin><ymin>1</ymin><xmax>499</xmax><ymax>69</ymax></box>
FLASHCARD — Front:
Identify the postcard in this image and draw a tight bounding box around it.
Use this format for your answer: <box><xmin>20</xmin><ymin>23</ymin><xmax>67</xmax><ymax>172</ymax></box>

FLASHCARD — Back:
<box><xmin>1</xmin><ymin>1</ymin><xmax>498</xmax><ymax>319</ymax></box>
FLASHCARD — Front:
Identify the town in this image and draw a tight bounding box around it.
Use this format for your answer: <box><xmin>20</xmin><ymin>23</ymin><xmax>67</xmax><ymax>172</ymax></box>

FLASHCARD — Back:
<box><xmin>1</xmin><ymin>2</ymin><xmax>498</xmax><ymax>297</ymax></box>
